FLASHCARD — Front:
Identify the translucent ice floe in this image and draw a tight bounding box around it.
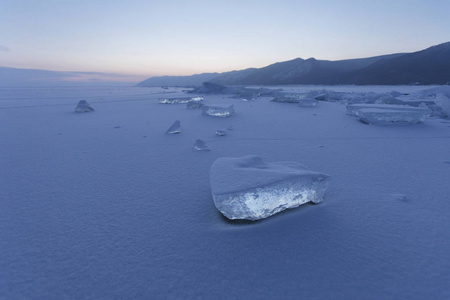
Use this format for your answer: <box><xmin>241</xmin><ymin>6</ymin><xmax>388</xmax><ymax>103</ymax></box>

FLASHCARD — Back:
<box><xmin>202</xmin><ymin>105</ymin><xmax>235</xmax><ymax>117</ymax></box>
<box><xmin>374</xmin><ymin>96</ymin><xmax>405</xmax><ymax>105</ymax></box>
<box><xmin>346</xmin><ymin>104</ymin><xmax>413</xmax><ymax>116</ymax></box>
<box><xmin>75</xmin><ymin>100</ymin><xmax>94</xmax><ymax>113</ymax></box>
<box><xmin>166</xmin><ymin>120</ymin><xmax>181</xmax><ymax>134</ymax></box>
<box><xmin>210</xmin><ymin>155</ymin><xmax>330</xmax><ymax>220</ymax></box>
<box><xmin>194</xmin><ymin>139</ymin><xmax>209</xmax><ymax>151</ymax></box>
<box><xmin>159</xmin><ymin>97</ymin><xmax>192</xmax><ymax>104</ymax></box>
<box><xmin>346</xmin><ymin>104</ymin><xmax>431</xmax><ymax>124</ymax></box>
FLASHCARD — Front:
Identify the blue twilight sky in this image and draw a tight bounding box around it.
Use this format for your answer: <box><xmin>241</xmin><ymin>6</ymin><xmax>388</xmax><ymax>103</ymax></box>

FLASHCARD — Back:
<box><xmin>1</xmin><ymin>0</ymin><xmax>450</xmax><ymax>81</ymax></box>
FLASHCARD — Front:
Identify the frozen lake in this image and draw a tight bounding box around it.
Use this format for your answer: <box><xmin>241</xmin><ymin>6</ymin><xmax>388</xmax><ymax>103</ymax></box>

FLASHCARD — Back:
<box><xmin>1</xmin><ymin>85</ymin><xmax>449</xmax><ymax>299</ymax></box>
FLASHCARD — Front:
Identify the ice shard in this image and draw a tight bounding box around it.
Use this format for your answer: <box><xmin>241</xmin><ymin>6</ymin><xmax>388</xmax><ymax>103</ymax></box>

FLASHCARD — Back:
<box><xmin>166</xmin><ymin>120</ymin><xmax>181</xmax><ymax>134</ymax></box>
<box><xmin>202</xmin><ymin>105</ymin><xmax>235</xmax><ymax>117</ymax></box>
<box><xmin>210</xmin><ymin>155</ymin><xmax>330</xmax><ymax>220</ymax></box>
<box><xmin>75</xmin><ymin>100</ymin><xmax>94</xmax><ymax>113</ymax></box>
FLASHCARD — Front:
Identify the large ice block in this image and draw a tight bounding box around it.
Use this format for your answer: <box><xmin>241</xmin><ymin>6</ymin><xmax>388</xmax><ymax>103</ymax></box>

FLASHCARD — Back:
<box><xmin>346</xmin><ymin>104</ymin><xmax>431</xmax><ymax>124</ymax></box>
<box><xmin>210</xmin><ymin>156</ymin><xmax>330</xmax><ymax>220</ymax></box>
<box><xmin>202</xmin><ymin>105</ymin><xmax>235</xmax><ymax>117</ymax></box>
<box><xmin>357</xmin><ymin>107</ymin><xmax>430</xmax><ymax>124</ymax></box>
<box><xmin>346</xmin><ymin>104</ymin><xmax>420</xmax><ymax>116</ymax></box>
<box><xmin>75</xmin><ymin>100</ymin><xmax>94</xmax><ymax>113</ymax></box>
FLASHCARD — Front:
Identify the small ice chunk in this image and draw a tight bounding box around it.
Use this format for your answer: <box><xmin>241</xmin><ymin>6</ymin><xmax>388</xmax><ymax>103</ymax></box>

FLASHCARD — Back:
<box><xmin>210</xmin><ymin>155</ymin><xmax>330</xmax><ymax>220</ymax></box>
<box><xmin>298</xmin><ymin>97</ymin><xmax>318</xmax><ymax>107</ymax></box>
<box><xmin>215</xmin><ymin>130</ymin><xmax>227</xmax><ymax>136</ymax></box>
<box><xmin>159</xmin><ymin>97</ymin><xmax>192</xmax><ymax>104</ymax></box>
<box><xmin>166</xmin><ymin>120</ymin><xmax>181</xmax><ymax>134</ymax></box>
<box><xmin>202</xmin><ymin>105</ymin><xmax>235</xmax><ymax>117</ymax></box>
<box><xmin>75</xmin><ymin>100</ymin><xmax>94</xmax><ymax>113</ymax></box>
<box><xmin>194</xmin><ymin>139</ymin><xmax>209</xmax><ymax>151</ymax></box>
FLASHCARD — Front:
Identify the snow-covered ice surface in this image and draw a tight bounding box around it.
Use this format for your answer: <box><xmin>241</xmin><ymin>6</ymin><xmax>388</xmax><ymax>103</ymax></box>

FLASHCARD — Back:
<box><xmin>210</xmin><ymin>155</ymin><xmax>330</xmax><ymax>220</ymax></box>
<box><xmin>1</xmin><ymin>85</ymin><xmax>450</xmax><ymax>299</ymax></box>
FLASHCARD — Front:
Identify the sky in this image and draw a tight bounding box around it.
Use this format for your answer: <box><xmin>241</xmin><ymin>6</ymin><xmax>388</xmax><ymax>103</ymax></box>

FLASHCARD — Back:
<box><xmin>1</xmin><ymin>0</ymin><xmax>450</xmax><ymax>83</ymax></box>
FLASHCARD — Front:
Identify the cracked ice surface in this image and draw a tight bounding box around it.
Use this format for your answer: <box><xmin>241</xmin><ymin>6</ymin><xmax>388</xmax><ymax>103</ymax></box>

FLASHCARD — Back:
<box><xmin>210</xmin><ymin>156</ymin><xmax>330</xmax><ymax>220</ymax></box>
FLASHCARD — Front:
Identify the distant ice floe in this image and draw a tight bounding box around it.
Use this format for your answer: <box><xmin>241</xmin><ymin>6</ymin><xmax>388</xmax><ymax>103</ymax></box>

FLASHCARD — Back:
<box><xmin>188</xmin><ymin>82</ymin><xmax>279</xmax><ymax>98</ymax></box>
<box><xmin>166</xmin><ymin>120</ymin><xmax>181</xmax><ymax>134</ymax></box>
<box><xmin>270</xmin><ymin>91</ymin><xmax>328</xmax><ymax>106</ymax></box>
<box><xmin>186</xmin><ymin>97</ymin><xmax>204</xmax><ymax>109</ymax></box>
<box><xmin>194</xmin><ymin>139</ymin><xmax>209</xmax><ymax>151</ymax></box>
<box><xmin>346</xmin><ymin>104</ymin><xmax>431</xmax><ymax>125</ymax></box>
<box><xmin>159</xmin><ymin>97</ymin><xmax>197</xmax><ymax>104</ymax></box>
<box><xmin>210</xmin><ymin>155</ymin><xmax>330</xmax><ymax>221</ymax></box>
<box><xmin>75</xmin><ymin>100</ymin><xmax>94</xmax><ymax>113</ymax></box>
<box><xmin>271</xmin><ymin>92</ymin><xmax>305</xmax><ymax>103</ymax></box>
<box><xmin>202</xmin><ymin>105</ymin><xmax>235</xmax><ymax>117</ymax></box>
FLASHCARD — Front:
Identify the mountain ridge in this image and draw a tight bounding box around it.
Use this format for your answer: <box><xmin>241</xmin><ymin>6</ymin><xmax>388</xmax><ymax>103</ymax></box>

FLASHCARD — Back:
<box><xmin>137</xmin><ymin>42</ymin><xmax>450</xmax><ymax>86</ymax></box>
